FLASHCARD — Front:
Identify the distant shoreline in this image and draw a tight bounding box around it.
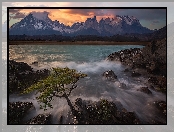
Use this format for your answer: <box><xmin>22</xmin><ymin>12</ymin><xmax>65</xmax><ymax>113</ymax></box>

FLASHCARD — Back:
<box><xmin>9</xmin><ymin>41</ymin><xmax>150</xmax><ymax>46</ymax></box>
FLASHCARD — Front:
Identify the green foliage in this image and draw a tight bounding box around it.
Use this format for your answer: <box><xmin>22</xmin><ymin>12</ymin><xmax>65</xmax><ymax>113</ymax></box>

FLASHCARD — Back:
<box><xmin>98</xmin><ymin>99</ymin><xmax>114</xmax><ymax>120</ymax></box>
<box><xmin>22</xmin><ymin>67</ymin><xmax>87</xmax><ymax>110</ymax></box>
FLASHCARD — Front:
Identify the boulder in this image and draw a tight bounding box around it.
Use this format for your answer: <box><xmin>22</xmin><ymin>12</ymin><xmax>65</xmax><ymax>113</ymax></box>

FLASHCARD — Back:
<box><xmin>153</xmin><ymin>101</ymin><xmax>166</xmax><ymax>116</ymax></box>
<box><xmin>147</xmin><ymin>100</ymin><xmax>167</xmax><ymax>124</ymax></box>
<box><xmin>123</xmin><ymin>68</ymin><xmax>130</xmax><ymax>72</ymax></box>
<box><xmin>148</xmin><ymin>76</ymin><xmax>166</xmax><ymax>93</ymax></box>
<box><xmin>102</xmin><ymin>70</ymin><xmax>117</xmax><ymax>80</ymax></box>
<box><xmin>27</xmin><ymin>114</ymin><xmax>52</xmax><ymax>124</ymax></box>
<box><xmin>107</xmin><ymin>39</ymin><xmax>166</xmax><ymax>78</ymax></box>
<box><xmin>9</xmin><ymin>60</ymin><xmax>50</xmax><ymax>93</ymax></box>
<box><xmin>131</xmin><ymin>71</ymin><xmax>141</xmax><ymax>77</ymax></box>
<box><xmin>9</xmin><ymin>102</ymin><xmax>35</xmax><ymax>124</ymax></box>
<box><xmin>74</xmin><ymin>98</ymin><xmax>140</xmax><ymax>124</ymax></box>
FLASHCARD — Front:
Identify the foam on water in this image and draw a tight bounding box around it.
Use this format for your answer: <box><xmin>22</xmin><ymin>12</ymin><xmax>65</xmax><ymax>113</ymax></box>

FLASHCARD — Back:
<box><xmin>8</xmin><ymin>45</ymin><xmax>166</xmax><ymax>124</ymax></box>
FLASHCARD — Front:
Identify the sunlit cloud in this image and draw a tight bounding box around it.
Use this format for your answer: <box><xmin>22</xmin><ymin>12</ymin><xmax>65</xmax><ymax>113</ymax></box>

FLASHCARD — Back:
<box><xmin>3</xmin><ymin>2</ymin><xmax>171</xmax><ymax>30</ymax></box>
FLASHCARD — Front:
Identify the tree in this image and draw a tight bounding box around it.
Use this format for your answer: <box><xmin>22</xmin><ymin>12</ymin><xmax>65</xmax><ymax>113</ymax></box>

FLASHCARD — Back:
<box><xmin>21</xmin><ymin>67</ymin><xmax>87</xmax><ymax>116</ymax></box>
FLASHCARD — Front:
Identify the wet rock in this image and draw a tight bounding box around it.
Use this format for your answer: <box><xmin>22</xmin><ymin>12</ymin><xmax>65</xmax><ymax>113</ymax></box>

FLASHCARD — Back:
<box><xmin>27</xmin><ymin>114</ymin><xmax>52</xmax><ymax>124</ymax></box>
<box><xmin>148</xmin><ymin>76</ymin><xmax>166</xmax><ymax>93</ymax></box>
<box><xmin>9</xmin><ymin>102</ymin><xmax>35</xmax><ymax>124</ymax></box>
<box><xmin>108</xmin><ymin>39</ymin><xmax>166</xmax><ymax>78</ymax></box>
<box><xmin>107</xmin><ymin>52</ymin><xmax>120</xmax><ymax>61</ymax></box>
<box><xmin>108</xmin><ymin>48</ymin><xmax>142</xmax><ymax>67</ymax></box>
<box><xmin>31</xmin><ymin>61</ymin><xmax>38</xmax><ymax>66</ymax></box>
<box><xmin>123</xmin><ymin>68</ymin><xmax>130</xmax><ymax>72</ymax></box>
<box><xmin>153</xmin><ymin>101</ymin><xmax>167</xmax><ymax>117</ymax></box>
<box><xmin>9</xmin><ymin>60</ymin><xmax>33</xmax><ymax>73</ymax></box>
<box><xmin>131</xmin><ymin>71</ymin><xmax>141</xmax><ymax>77</ymax></box>
<box><xmin>147</xmin><ymin>100</ymin><xmax>167</xmax><ymax>124</ymax></box>
<box><xmin>59</xmin><ymin>115</ymin><xmax>65</xmax><ymax>124</ymax></box>
<box><xmin>74</xmin><ymin>98</ymin><xmax>140</xmax><ymax>124</ymax></box>
<box><xmin>119</xmin><ymin>109</ymin><xmax>140</xmax><ymax>124</ymax></box>
<box><xmin>102</xmin><ymin>70</ymin><xmax>117</xmax><ymax>81</ymax></box>
<box><xmin>9</xmin><ymin>60</ymin><xmax>50</xmax><ymax>93</ymax></box>
<box><xmin>137</xmin><ymin>87</ymin><xmax>152</xmax><ymax>94</ymax></box>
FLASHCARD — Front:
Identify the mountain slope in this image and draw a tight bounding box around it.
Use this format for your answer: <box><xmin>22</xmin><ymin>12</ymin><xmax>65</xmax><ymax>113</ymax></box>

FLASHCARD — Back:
<box><xmin>9</xmin><ymin>13</ymin><xmax>153</xmax><ymax>36</ymax></box>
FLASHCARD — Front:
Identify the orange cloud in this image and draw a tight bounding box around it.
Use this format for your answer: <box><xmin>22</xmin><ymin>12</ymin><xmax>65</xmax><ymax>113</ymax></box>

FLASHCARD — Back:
<box><xmin>9</xmin><ymin>9</ymin><xmax>124</xmax><ymax>26</ymax></box>
<box><xmin>48</xmin><ymin>9</ymin><xmax>117</xmax><ymax>26</ymax></box>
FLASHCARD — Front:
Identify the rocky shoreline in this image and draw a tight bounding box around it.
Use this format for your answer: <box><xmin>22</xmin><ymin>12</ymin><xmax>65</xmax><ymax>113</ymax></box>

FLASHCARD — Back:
<box><xmin>107</xmin><ymin>38</ymin><xmax>166</xmax><ymax>93</ymax></box>
<box><xmin>8</xmin><ymin>38</ymin><xmax>166</xmax><ymax>124</ymax></box>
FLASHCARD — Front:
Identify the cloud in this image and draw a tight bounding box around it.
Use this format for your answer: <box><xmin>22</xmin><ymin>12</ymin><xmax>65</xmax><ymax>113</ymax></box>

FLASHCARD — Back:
<box><xmin>101</xmin><ymin>9</ymin><xmax>166</xmax><ymax>21</ymax></box>
<box><xmin>9</xmin><ymin>9</ymin><xmax>26</xmax><ymax>20</ymax></box>
<box><xmin>62</xmin><ymin>9</ymin><xmax>104</xmax><ymax>16</ymax></box>
<box><xmin>150</xmin><ymin>20</ymin><xmax>160</xmax><ymax>26</ymax></box>
<box><xmin>9</xmin><ymin>9</ymin><xmax>21</xmax><ymax>13</ymax></box>
<box><xmin>152</xmin><ymin>20</ymin><xmax>160</xmax><ymax>23</ymax></box>
<box><xmin>30</xmin><ymin>11</ymin><xmax>50</xmax><ymax>20</ymax></box>
<box><xmin>8</xmin><ymin>8</ymin><xmax>166</xmax><ymax>29</ymax></box>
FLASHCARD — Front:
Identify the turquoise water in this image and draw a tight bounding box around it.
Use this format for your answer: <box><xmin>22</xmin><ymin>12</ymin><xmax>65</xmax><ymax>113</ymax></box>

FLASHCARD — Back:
<box><xmin>9</xmin><ymin>45</ymin><xmax>144</xmax><ymax>64</ymax></box>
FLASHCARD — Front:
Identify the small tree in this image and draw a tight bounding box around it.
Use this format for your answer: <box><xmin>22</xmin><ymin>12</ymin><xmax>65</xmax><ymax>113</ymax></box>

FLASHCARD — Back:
<box><xmin>22</xmin><ymin>67</ymin><xmax>87</xmax><ymax>116</ymax></box>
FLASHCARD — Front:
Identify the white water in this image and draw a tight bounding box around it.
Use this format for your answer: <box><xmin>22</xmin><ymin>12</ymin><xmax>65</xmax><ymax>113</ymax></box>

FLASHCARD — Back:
<box><xmin>9</xmin><ymin>45</ymin><xmax>166</xmax><ymax>124</ymax></box>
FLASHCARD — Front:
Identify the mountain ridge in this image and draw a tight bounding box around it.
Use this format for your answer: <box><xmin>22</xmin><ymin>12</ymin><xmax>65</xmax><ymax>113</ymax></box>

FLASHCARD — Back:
<box><xmin>9</xmin><ymin>13</ymin><xmax>153</xmax><ymax>36</ymax></box>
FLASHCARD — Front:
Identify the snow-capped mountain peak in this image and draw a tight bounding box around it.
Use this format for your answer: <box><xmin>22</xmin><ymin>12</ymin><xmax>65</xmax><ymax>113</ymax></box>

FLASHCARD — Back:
<box><xmin>9</xmin><ymin>14</ymin><xmax>152</xmax><ymax>36</ymax></box>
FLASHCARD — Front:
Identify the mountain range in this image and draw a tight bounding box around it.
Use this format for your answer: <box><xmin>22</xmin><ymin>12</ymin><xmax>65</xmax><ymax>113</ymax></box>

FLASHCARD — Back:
<box><xmin>9</xmin><ymin>12</ymin><xmax>153</xmax><ymax>36</ymax></box>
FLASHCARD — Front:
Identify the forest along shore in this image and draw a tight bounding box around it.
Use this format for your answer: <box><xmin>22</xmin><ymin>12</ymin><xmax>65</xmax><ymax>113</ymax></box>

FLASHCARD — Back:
<box><xmin>8</xmin><ymin>39</ymin><xmax>166</xmax><ymax>125</ymax></box>
<box><xmin>9</xmin><ymin>41</ymin><xmax>150</xmax><ymax>46</ymax></box>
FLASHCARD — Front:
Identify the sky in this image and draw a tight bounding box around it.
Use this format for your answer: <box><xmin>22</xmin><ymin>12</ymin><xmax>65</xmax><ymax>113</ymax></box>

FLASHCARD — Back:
<box><xmin>2</xmin><ymin>2</ymin><xmax>174</xmax><ymax>32</ymax></box>
<box><xmin>8</xmin><ymin>8</ymin><xmax>166</xmax><ymax>30</ymax></box>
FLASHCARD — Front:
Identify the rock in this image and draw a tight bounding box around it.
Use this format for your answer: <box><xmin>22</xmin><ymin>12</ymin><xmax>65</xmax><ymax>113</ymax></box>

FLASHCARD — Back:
<box><xmin>137</xmin><ymin>87</ymin><xmax>152</xmax><ymax>94</ymax></box>
<box><xmin>107</xmin><ymin>39</ymin><xmax>166</xmax><ymax>80</ymax></box>
<box><xmin>31</xmin><ymin>61</ymin><xmax>38</xmax><ymax>66</ymax></box>
<box><xmin>9</xmin><ymin>60</ymin><xmax>33</xmax><ymax>73</ymax></box>
<box><xmin>119</xmin><ymin>109</ymin><xmax>140</xmax><ymax>124</ymax></box>
<box><xmin>147</xmin><ymin>100</ymin><xmax>167</xmax><ymax>124</ymax></box>
<box><xmin>148</xmin><ymin>76</ymin><xmax>166</xmax><ymax>93</ymax></box>
<box><xmin>131</xmin><ymin>71</ymin><xmax>141</xmax><ymax>77</ymax></box>
<box><xmin>59</xmin><ymin>116</ymin><xmax>64</xmax><ymax>124</ymax></box>
<box><xmin>27</xmin><ymin>114</ymin><xmax>52</xmax><ymax>124</ymax></box>
<box><xmin>102</xmin><ymin>70</ymin><xmax>117</xmax><ymax>80</ymax></box>
<box><xmin>74</xmin><ymin>98</ymin><xmax>140</xmax><ymax>124</ymax></box>
<box><xmin>9</xmin><ymin>102</ymin><xmax>35</xmax><ymax>124</ymax></box>
<box><xmin>153</xmin><ymin>101</ymin><xmax>167</xmax><ymax>116</ymax></box>
<box><xmin>9</xmin><ymin>60</ymin><xmax>50</xmax><ymax>93</ymax></box>
<box><xmin>123</xmin><ymin>68</ymin><xmax>130</xmax><ymax>72</ymax></box>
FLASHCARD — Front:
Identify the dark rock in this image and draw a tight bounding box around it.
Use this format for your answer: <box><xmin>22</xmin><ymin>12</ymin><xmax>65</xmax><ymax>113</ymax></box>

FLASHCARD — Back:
<box><xmin>137</xmin><ymin>87</ymin><xmax>152</xmax><ymax>94</ymax></box>
<box><xmin>74</xmin><ymin>98</ymin><xmax>140</xmax><ymax>124</ymax></box>
<box><xmin>9</xmin><ymin>60</ymin><xmax>33</xmax><ymax>73</ymax></box>
<box><xmin>59</xmin><ymin>116</ymin><xmax>64</xmax><ymax>124</ymax></box>
<box><xmin>107</xmin><ymin>38</ymin><xmax>166</xmax><ymax>78</ymax></box>
<box><xmin>31</xmin><ymin>61</ymin><xmax>38</xmax><ymax>66</ymax></box>
<box><xmin>147</xmin><ymin>100</ymin><xmax>167</xmax><ymax>124</ymax></box>
<box><xmin>9</xmin><ymin>60</ymin><xmax>50</xmax><ymax>93</ymax></box>
<box><xmin>153</xmin><ymin>101</ymin><xmax>167</xmax><ymax>117</ymax></box>
<box><xmin>9</xmin><ymin>102</ymin><xmax>35</xmax><ymax>124</ymax></box>
<box><xmin>27</xmin><ymin>114</ymin><xmax>52</xmax><ymax>124</ymax></box>
<box><xmin>107</xmin><ymin>48</ymin><xmax>143</xmax><ymax>69</ymax></box>
<box><xmin>123</xmin><ymin>68</ymin><xmax>130</xmax><ymax>72</ymax></box>
<box><xmin>102</xmin><ymin>70</ymin><xmax>117</xmax><ymax>80</ymax></box>
<box><xmin>131</xmin><ymin>71</ymin><xmax>141</xmax><ymax>77</ymax></box>
<box><xmin>148</xmin><ymin>76</ymin><xmax>166</xmax><ymax>93</ymax></box>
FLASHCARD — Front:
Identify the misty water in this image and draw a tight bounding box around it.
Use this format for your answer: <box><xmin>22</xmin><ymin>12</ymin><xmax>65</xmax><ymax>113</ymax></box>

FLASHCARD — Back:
<box><xmin>9</xmin><ymin>44</ymin><xmax>166</xmax><ymax>124</ymax></box>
